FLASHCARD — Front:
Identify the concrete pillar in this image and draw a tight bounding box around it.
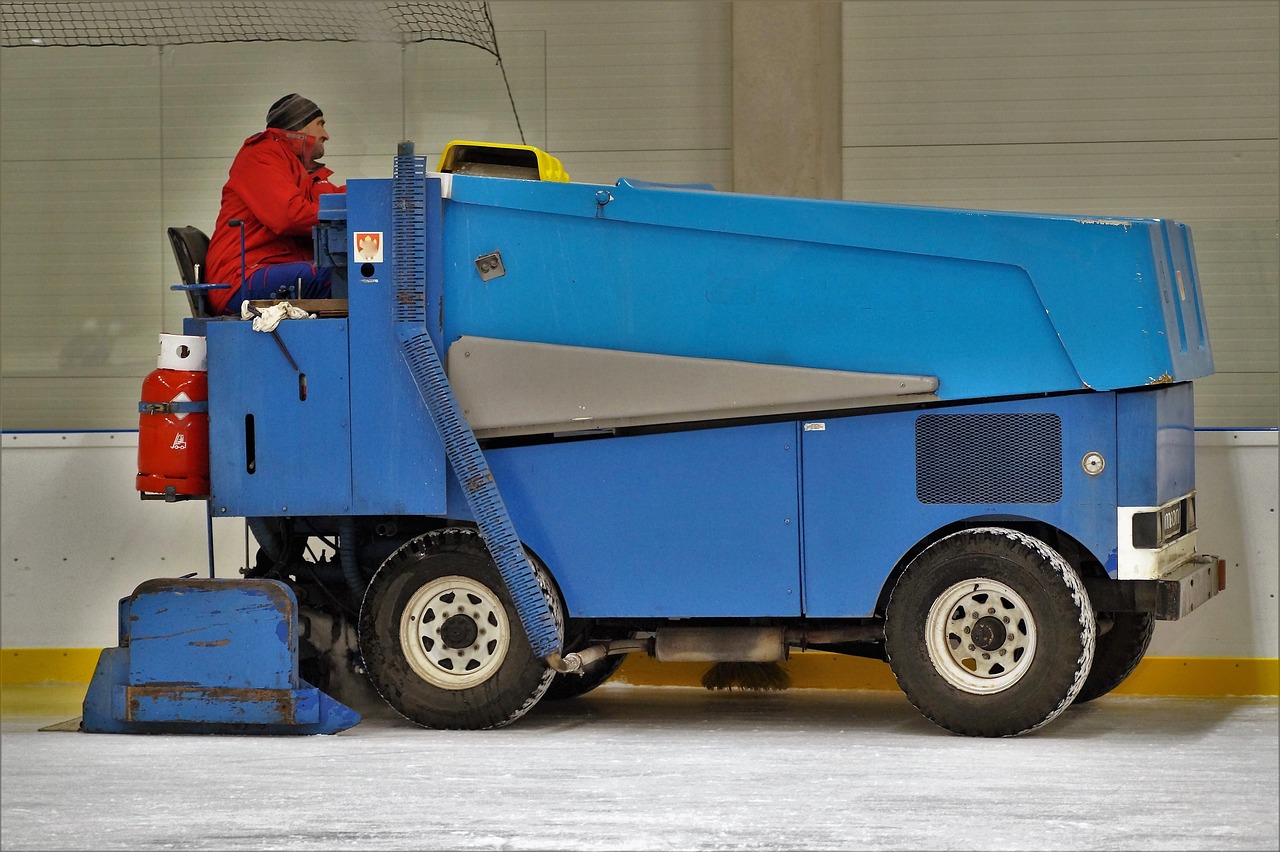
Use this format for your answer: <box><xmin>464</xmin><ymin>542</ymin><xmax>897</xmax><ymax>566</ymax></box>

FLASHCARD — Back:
<box><xmin>731</xmin><ymin>1</ymin><xmax>843</xmax><ymax>198</ymax></box>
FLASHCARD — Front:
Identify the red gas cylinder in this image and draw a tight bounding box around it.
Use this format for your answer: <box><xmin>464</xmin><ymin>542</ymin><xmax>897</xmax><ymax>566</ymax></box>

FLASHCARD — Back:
<box><xmin>136</xmin><ymin>333</ymin><xmax>210</xmax><ymax>497</ymax></box>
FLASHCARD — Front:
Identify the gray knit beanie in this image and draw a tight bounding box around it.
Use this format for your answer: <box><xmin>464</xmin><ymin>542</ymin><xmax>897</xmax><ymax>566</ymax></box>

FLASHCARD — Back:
<box><xmin>266</xmin><ymin>94</ymin><xmax>322</xmax><ymax>131</ymax></box>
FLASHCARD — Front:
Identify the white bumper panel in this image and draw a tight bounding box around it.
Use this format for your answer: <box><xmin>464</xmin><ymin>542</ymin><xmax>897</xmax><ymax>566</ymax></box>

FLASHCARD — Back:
<box><xmin>1117</xmin><ymin>495</ymin><xmax>1198</xmax><ymax>580</ymax></box>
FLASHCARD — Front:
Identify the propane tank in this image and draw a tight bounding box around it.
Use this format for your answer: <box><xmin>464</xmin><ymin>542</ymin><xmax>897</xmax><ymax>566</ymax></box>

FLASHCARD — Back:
<box><xmin>136</xmin><ymin>333</ymin><xmax>210</xmax><ymax>497</ymax></box>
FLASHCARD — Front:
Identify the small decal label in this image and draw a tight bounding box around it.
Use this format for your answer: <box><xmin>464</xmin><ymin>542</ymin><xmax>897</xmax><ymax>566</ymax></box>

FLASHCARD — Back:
<box><xmin>354</xmin><ymin>232</ymin><xmax>383</xmax><ymax>263</ymax></box>
<box><xmin>803</xmin><ymin>422</ymin><xmax>826</xmax><ymax>431</ymax></box>
<box><xmin>171</xmin><ymin>433</ymin><xmax>187</xmax><ymax>450</ymax></box>
<box><xmin>171</xmin><ymin>391</ymin><xmax>191</xmax><ymax>421</ymax></box>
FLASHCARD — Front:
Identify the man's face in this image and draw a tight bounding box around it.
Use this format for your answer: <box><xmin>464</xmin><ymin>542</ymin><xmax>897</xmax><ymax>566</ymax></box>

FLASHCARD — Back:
<box><xmin>298</xmin><ymin>116</ymin><xmax>328</xmax><ymax>161</ymax></box>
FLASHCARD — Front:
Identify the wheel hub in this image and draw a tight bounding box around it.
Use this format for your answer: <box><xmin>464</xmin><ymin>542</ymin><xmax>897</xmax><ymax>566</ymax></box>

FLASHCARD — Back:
<box><xmin>440</xmin><ymin>613</ymin><xmax>479</xmax><ymax>649</ymax></box>
<box><xmin>970</xmin><ymin>615</ymin><xmax>1007</xmax><ymax>651</ymax></box>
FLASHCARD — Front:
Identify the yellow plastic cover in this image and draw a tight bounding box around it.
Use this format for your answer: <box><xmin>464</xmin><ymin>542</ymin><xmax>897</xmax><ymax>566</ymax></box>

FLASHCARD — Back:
<box><xmin>437</xmin><ymin>140</ymin><xmax>570</xmax><ymax>182</ymax></box>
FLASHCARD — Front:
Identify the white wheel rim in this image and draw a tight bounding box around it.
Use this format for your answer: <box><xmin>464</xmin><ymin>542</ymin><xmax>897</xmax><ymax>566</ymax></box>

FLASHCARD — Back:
<box><xmin>925</xmin><ymin>577</ymin><xmax>1037</xmax><ymax>694</ymax></box>
<box><xmin>399</xmin><ymin>575</ymin><xmax>511</xmax><ymax>690</ymax></box>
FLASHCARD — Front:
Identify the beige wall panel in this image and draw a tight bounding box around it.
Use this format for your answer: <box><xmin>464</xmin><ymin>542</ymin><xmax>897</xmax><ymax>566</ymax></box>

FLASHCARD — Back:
<box><xmin>489</xmin><ymin>1</ymin><xmax>731</xmax><ymax>154</ymax></box>
<box><xmin>555</xmin><ymin>149</ymin><xmax>732</xmax><ymax>189</ymax></box>
<box><xmin>158</xmin><ymin>41</ymin><xmax>406</xmax><ymax>161</ymax></box>
<box><xmin>3</xmin><ymin>0</ymin><xmax>1271</xmax><ymax>431</ymax></box>
<box><xmin>0</xmin><ymin>378</ymin><xmax>150</xmax><ymax>432</ymax></box>
<box><xmin>159</xmin><ymin>157</ymin><xmax>228</xmax><ymax>327</ymax></box>
<box><xmin>843</xmin><ymin>0</ymin><xmax>1279</xmax><ymax>147</ymax></box>
<box><xmin>161</xmin><ymin>160</ymin><xmax>225</xmax><ymax>240</ymax></box>
<box><xmin>486</xmin><ymin>28</ymin><xmax>551</xmax><ymax>150</ymax></box>
<box><xmin>404</xmin><ymin>33</ymin><xmax>547</xmax><ymax>157</ymax></box>
<box><xmin>1</xmin><ymin>160</ymin><xmax>162</xmax><ymax>382</ymax></box>
<box><xmin>1192</xmin><ymin>223</ymin><xmax>1280</xmax><ymax>377</ymax></box>
<box><xmin>842</xmin><ymin>140</ymin><xmax>1277</xmax><ymax>220</ymax></box>
<box><xmin>324</xmin><ymin>153</ymin><xmax>420</xmax><ymax>184</ymax></box>
<box><xmin>1192</xmin><ymin>373</ymin><xmax>1280</xmax><ymax>430</ymax></box>
<box><xmin>0</xmin><ymin>46</ymin><xmax>160</xmax><ymax>161</ymax></box>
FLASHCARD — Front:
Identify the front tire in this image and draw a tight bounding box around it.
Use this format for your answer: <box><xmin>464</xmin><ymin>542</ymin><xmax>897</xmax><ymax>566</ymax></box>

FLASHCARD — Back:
<box><xmin>358</xmin><ymin>528</ymin><xmax>562</xmax><ymax>730</ymax></box>
<box><xmin>884</xmin><ymin>527</ymin><xmax>1096</xmax><ymax>737</ymax></box>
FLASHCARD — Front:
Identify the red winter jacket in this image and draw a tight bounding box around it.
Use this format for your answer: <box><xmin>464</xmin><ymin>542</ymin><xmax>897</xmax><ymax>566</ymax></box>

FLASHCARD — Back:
<box><xmin>205</xmin><ymin>128</ymin><xmax>345</xmax><ymax>314</ymax></box>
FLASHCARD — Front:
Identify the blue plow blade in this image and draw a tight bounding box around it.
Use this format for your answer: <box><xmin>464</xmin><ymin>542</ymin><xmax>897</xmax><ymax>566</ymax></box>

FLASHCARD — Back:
<box><xmin>81</xmin><ymin>577</ymin><xmax>360</xmax><ymax>735</ymax></box>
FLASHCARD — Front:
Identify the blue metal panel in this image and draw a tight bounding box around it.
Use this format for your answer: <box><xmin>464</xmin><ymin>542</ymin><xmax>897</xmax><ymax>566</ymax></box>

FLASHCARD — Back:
<box><xmin>122</xmin><ymin>580</ymin><xmax>296</xmax><ymax>686</ymax></box>
<box><xmin>801</xmin><ymin>393</ymin><xmax>1120</xmax><ymax>617</ymax></box>
<box><xmin>448</xmin><ymin>422</ymin><xmax>803</xmax><ymax>618</ymax></box>
<box><xmin>346</xmin><ymin>177</ymin><xmax>447</xmax><ymax>515</ymax></box>
<box><xmin>436</xmin><ymin>176</ymin><xmax>1212</xmax><ymax>397</ymax></box>
<box><xmin>207</xmin><ymin>320</ymin><xmax>352</xmax><ymax>517</ymax></box>
<box><xmin>1151</xmin><ymin>221</ymin><xmax>1214</xmax><ymax>379</ymax></box>
<box><xmin>1116</xmin><ymin>383</ymin><xmax>1196</xmax><ymax>507</ymax></box>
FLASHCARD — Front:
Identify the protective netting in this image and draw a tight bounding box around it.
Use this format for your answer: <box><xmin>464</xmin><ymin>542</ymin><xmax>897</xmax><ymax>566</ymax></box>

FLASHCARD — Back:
<box><xmin>2</xmin><ymin>1</ymin><xmax>524</xmax><ymax>140</ymax></box>
<box><xmin>0</xmin><ymin>2</ymin><xmax>499</xmax><ymax>53</ymax></box>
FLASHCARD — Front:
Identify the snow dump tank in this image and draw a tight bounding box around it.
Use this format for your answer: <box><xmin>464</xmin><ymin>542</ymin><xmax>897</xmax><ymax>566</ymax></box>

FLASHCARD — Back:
<box><xmin>430</xmin><ymin>175</ymin><xmax>1211</xmax><ymax>436</ymax></box>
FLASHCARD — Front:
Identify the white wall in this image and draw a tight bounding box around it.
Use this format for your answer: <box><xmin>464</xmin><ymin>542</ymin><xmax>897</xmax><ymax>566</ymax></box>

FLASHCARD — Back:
<box><xmin>1148</xmin><ymin>431</ymin><xmax>1278</xmax><ymax>658</ymax></box>
<box><xmin>1</xmin><ymin>430</ymin><xmax>1275</xmax><ymax>657</ymax></box>
<box><xmin>0</xmin><ymin>432</ymin><xmax>248</xmax><ymax>649</ymax></box>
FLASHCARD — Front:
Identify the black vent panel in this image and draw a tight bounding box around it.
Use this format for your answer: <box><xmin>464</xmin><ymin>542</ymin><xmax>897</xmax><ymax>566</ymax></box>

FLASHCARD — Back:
<box><xmin>916</xmin><ymin>413</ymin><xmax>1063</xmax><ymax>505</ymax></box>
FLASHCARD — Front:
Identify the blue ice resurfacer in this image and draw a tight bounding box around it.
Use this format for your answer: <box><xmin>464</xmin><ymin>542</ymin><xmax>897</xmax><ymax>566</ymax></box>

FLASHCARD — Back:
<box><xmin>98</xmin><ymin>140</ymin><xmax>1224</xmax><ymax>737</ymax></box>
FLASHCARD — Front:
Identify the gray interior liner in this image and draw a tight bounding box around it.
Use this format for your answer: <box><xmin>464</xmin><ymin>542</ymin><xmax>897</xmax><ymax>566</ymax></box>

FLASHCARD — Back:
<box><xmin>446</xmin><ymin>336</ymin><xmax>939</xmax><ymax>438</ymax></box>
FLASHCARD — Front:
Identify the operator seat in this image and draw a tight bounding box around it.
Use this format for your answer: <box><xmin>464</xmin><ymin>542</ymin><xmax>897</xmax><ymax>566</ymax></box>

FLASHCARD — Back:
<box><xmin>166</xmin><ymin>225</ymin><xmax>213</xmax><ymax>319</ymax></box>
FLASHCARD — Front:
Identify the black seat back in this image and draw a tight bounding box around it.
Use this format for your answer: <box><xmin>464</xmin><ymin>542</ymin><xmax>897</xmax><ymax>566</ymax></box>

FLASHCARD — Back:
<box><xmin>167</xmin><ymin>225</ymin><xmax>212</xmax><ymax>318</ymax></box>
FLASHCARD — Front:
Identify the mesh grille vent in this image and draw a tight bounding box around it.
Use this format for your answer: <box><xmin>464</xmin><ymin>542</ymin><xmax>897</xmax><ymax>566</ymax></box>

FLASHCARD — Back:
<box><xmin>916</xmin><ymin>413</ymin><xmax>1062</xmax><ymax>505</ymax></box>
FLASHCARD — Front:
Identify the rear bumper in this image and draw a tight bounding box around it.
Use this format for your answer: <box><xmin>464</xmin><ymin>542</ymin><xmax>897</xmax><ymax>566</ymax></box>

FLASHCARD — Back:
<box><xmin>1154</xmin><ymin>553</ymin><xmax>1226</xmax><ymax>621</ymax></box>
<box><xmin>1085</xmin><ymin>552</ymin><xmax>1225</xmax><ymax>621</ymax></box>
<box><xmin>1115</xmin><ymin>491</ymin><xmax>1224</xmax><ymax>620</ymax></box>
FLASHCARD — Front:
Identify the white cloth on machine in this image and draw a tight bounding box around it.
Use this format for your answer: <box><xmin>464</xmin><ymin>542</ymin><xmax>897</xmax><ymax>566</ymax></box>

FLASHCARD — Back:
<box><xmin>241</xmin><ymin>301</ymin><xmax>316</xmax><ymax>333</ymax></box>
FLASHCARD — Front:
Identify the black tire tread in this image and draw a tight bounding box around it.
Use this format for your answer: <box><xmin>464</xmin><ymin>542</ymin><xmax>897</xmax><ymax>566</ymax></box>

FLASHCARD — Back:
<box><xmin>358</xmin><ymin>527</ymin><xmax>562</xmax><ymax>730</ymax></box>
<box><xmin>1073</xmin><ymin>611</ymin><xmax>1154</xmax><ymax>704</ymax></box>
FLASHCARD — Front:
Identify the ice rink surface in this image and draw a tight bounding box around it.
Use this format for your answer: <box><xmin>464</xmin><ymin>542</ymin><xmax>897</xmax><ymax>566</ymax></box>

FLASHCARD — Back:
<box><xmin>2</xmin><ymin>684</ymin><xmax>1277</xmax><ymax>851</ymax></box>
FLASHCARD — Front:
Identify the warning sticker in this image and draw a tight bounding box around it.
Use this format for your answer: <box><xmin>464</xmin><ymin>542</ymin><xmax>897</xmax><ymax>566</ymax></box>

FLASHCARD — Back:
<box><xmin>354</xmin><ymin>232</ymin><xmax>383</xmax><ymax>263</ymax></box>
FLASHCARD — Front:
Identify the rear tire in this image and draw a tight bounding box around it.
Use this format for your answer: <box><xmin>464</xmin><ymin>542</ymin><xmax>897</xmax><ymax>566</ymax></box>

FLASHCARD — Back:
<box><xmin>358</xmin><ymin>528</ymin><xmax>562</xmax><ymax>730</ymax></box>
<box><xmin>884</xmin><ymin>527</ymin><xmax>1096</xmax><ymax>737</ymax></box>
<box><xmin>1073</xmin><ymin>611</ymin><xmax>1154</xmax><ymax>704</ymax></box>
